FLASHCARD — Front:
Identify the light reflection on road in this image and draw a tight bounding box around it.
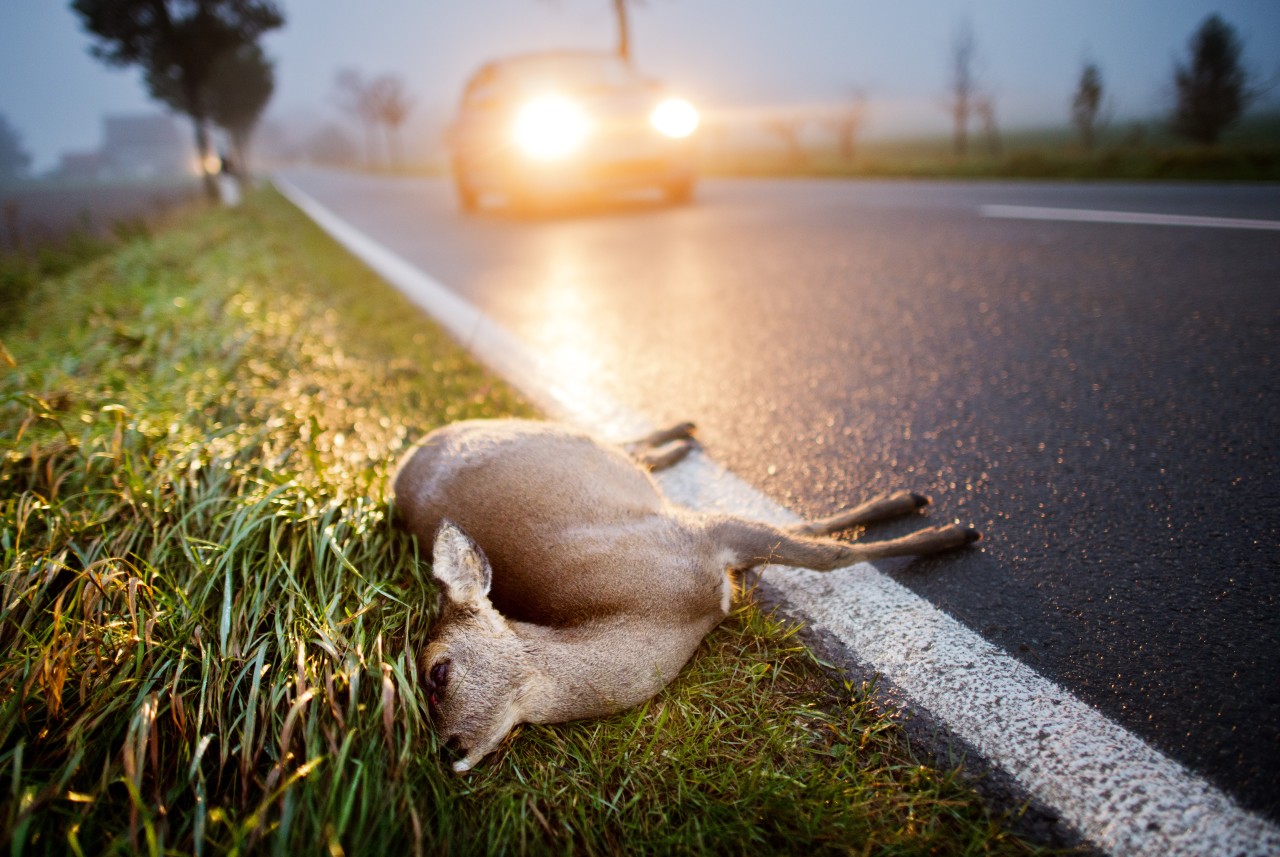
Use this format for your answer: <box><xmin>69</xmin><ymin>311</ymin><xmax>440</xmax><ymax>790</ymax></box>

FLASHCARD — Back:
<box><xmin>511</xmin><ymin>227</ymin><xmax>646</xmax><ymax>435</ymax></box>
<box><xmin>495</xmin><ymin>205</ymin><xmax>736</xmax><ymax>439</ymax></box>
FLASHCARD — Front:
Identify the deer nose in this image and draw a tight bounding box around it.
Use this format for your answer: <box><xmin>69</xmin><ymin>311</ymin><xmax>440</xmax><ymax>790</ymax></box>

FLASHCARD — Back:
<box><xmin>440</xmin><ymin>736</ymin><xmax>466</xmax><ymax>765</ymax></box>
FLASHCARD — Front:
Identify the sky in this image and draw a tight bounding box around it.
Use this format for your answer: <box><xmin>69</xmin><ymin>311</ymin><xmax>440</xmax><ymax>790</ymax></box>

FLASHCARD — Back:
<box><xmin>3</xmin><ymin>0</ymin><xmax>1279</xmax><ymax>172</ymax></box>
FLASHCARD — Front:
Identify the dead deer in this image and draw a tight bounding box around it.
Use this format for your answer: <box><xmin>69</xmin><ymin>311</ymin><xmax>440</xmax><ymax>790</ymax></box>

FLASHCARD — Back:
<box><xmin>393</xmin><ymin>418</ymin><xmax>979</xmax><ymax>772</ymax></box>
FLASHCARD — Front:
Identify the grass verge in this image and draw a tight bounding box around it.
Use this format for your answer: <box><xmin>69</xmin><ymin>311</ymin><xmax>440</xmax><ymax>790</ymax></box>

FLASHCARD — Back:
<box><xmin>705</xmin><ymin>144</ymin><xmax>1280</xmax><ymax>182</ymax></box>
<box><xmin>0</xmin><ymin>220</ymin><xmax>146</xmax><ymax>329</ymax></box>
<box><xmin>1</xmin><ymin>189</ymin><xmax>1048</xmax><ymax>855</ymax></box>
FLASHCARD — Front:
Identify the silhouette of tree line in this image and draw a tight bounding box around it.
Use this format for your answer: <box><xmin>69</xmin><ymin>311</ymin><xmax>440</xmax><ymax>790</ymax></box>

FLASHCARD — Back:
<box><xmin>332</xmin><ymin>70</ymin><xmax>416</xmax><ymax>171</ymax></box>
<box><xmin>1</xmin><ymin>6</ymin><xmax>1264</xmax><ymax>187</ymax></box>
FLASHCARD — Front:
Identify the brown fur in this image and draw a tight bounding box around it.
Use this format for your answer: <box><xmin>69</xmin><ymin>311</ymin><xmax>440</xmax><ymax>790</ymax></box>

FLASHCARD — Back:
<box><xmin>394</xmin><ymin>418</ymin><xmax>978</xmax><ymax>771</ymax></box>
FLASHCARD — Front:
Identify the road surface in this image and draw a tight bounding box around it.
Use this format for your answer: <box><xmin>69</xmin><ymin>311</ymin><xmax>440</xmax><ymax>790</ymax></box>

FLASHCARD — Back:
<box><xmin>278</xmin><ymin>168</ymin><xmax>1280</xmax><ymax>825</ymax></box>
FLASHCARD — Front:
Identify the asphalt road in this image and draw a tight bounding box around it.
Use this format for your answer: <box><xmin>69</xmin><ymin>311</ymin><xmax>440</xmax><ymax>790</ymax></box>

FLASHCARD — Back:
<box><xmin>279</xmin><ymin>168</ymin><xmax>1280</xmax><ymax>822</ymax></box>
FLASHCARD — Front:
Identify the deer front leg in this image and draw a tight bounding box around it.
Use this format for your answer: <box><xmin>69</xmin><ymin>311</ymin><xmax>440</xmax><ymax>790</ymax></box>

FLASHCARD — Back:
<box><xmin>791</xmin><ymin>491</ymin><xmax>931</xmax><ymax>536</ymax></box>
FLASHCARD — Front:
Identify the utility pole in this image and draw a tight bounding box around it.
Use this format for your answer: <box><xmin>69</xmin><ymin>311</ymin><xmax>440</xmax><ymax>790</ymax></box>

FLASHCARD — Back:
<box><xmin>614</xmin><ymin>0</ymin><xmax>631</xmax><ymax>63</ymax></box>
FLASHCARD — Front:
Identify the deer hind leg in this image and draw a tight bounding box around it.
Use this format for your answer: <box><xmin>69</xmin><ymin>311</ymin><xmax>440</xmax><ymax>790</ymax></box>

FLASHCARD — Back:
<box><xmin>713</xmin><ymin>517</ymin><xmax>980</xmax><ymax>572</ymax></box>
<box><xmin>791</xmin><ymin>490</ymin><xmax>931</xmax><ymax>537</ymax></box>
<box><xmin>624</xmin><ymin>421</ymin><xmax>698</xmax><ymax>471</ymax></box>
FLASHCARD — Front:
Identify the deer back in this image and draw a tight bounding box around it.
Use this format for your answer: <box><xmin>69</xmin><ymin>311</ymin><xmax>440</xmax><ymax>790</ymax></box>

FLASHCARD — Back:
<box><xmin>393</xmin><ymin>419</ymin><xmax>728</xmax><ymax>626</ymax></box>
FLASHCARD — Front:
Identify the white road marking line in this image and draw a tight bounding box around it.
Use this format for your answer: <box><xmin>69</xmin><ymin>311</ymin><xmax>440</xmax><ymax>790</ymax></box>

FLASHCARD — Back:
<box><xmin>273</xmin><ymin>176</ymin><xmax>650</xmax><ymax>437</ymax></box>
<box><xmin>276</xmin><ymin>175</ymin><xmax>1280</xmax><ymax>856</ymax></box>
<box><xmin>981</xmin><ymin>203</ymin><xmax>1280</xmax><ymax>231</ymax></box>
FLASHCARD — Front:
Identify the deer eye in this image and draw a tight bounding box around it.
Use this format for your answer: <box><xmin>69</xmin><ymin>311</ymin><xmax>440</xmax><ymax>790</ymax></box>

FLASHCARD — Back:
<box><xmin>431</xmin><ymin>661</ymin><xmax>450</xmax><ymax>688</ymax></box>
<box><xmin>427</xmin><ymin>660</ymin><xmax>451</xmax><ymax>706</ymax></box>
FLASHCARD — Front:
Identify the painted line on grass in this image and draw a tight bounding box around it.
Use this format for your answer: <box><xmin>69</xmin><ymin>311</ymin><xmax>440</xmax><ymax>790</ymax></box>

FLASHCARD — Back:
<box><xmin>981</xmin><ymin>204</ymin><xmax>1280</xmax><ymax>231</ymax></box>
<box><xmin>275</xmin><ymin>175</ymin><xmax>1280</xmax><ymax>857</ymax></box>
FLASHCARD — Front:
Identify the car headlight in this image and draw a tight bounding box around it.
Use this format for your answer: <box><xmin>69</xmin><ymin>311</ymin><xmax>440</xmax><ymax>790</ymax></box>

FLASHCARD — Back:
<box><xmin>650</xmin><ymin>98</ymin><xmax>699</xmax><ymax>139</ymax></box>
<box><xmin>512</xmin><ymin>95</ymin><xmax>592</xmax><ymax>160</ymax></box>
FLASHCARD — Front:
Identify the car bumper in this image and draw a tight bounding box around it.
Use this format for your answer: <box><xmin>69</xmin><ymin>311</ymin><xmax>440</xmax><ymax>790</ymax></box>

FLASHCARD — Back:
<box><xmin>456</xmin><ymin>137</ymin><xmax>697</xmax><ymax>199</ymax></box>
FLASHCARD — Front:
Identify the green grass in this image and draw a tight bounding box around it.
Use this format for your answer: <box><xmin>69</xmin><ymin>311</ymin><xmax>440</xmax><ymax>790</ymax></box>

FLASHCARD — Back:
<box><xmin>705</xmin><ymin>112</ymin><xmax>1280</xmax><ymax>181</ymax></box>
<box><xmin>706</xmin><ymin>143</ymin><xmax>1280</xmax><ymax>182</ymax></box>
<box><xmin>0</xmin><ymin>220</ymin><xmax>144</xmax><ymax>328</ymax></box>
<box><xmin>0</xmin><ymin>189</ymin><xmax>1048</xmax><ymax>855</ymax></box>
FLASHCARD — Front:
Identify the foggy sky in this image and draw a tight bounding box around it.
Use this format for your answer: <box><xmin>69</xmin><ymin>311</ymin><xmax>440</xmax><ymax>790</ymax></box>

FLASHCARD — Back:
<box><xmin>3</xmin><ymin>0</ymin><xmax>1279</xmax><ymax>173</ymax></box>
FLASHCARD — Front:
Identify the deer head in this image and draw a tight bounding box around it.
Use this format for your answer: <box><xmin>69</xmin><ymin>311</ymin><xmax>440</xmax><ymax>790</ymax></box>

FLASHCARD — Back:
<box><xmin>421</xmin><ymin>521</ymin><xmax>533</xmax><ymax>772</ymax></box>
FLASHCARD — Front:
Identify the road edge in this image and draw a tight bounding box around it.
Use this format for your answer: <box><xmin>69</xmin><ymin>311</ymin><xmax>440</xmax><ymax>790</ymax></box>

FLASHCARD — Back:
<box><xmin>273</xmin><ymin>173</ymin><xmax>1280</xmax><ymax>857</ymax></box>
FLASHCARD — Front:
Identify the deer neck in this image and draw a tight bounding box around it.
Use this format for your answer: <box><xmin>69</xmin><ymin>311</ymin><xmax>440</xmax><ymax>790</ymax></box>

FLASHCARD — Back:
<box><xmin>510</xmin><ymin>618</ymin><xmax>685</xmax><ymax>725</ymax></box>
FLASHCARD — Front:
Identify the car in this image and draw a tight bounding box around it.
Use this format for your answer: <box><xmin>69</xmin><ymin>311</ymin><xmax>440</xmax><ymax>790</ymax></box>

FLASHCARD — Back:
<box><xmin>447</xmin><ymin>51</ymin><xmax>700</xmax><ymax>212</ymax></box>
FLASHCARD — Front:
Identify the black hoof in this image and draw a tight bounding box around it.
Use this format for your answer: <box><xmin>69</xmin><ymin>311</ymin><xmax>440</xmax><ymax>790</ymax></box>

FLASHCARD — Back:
<box><xmin>911</xmin><ymin>493</ymin><xmax>931</xmax><ymax>509</ymax></box>
<box><xmin>962</xmin><ymin>527</ymin><xmax>982</xmax><ymax>545</ymax></box>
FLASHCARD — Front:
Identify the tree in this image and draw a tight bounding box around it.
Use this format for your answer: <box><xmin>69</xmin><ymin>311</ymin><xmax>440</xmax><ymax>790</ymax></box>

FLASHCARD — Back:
<box><xmin>1172</xmin><ymin>14</ymin><xmax>1251</xmax><ymax>145</ymax></box>
<box><xmin>206</xmin><ymin>42</ymin><xmax>275</xmax><ymax>178</ymax></box>
<box><xmin>974</xmin><ymin>95</ymin><xmax>1001</xmax><ymax>157</ymax></box>
<box><xmin>367</xmin><ymin>75</ymin><xmax>415</xmax><ymax>170</ymax></box>
<box><xmin>72</xmin><ymin>0</ymin><xmax>284</xmax><ymax>200</ymax></box>
<box><xmin>764</xmin><ymin>115</ymin><xmax>806</xmax><ymax>168</ymax></box>
<box><xmin>945</xmin><ymin>19</ymin><xmax>979</xmax><ymax>157</ymax></box>
<box><xmin>826</xmin><ymin>90</ymin><xmax>869</xmax><ymax>163</ymax></box>
<box><xmin>1071</xmin><ymin>62</ymin><xmax>1104</xmax><ymax>153</ymax></box>
<box><xmin>304</xmin><ymin>123</ymin><xmax>358</xmax><ymax>167</ymax></box>
<box><xmin>0</xmin><ymin>113</ymin><xmax>32</xmax><ymax>180</ymax></box>
<box><xmin>332</xmin><ymin>68</ymin><xmax>380</xmax><ymax>169</ymax></box>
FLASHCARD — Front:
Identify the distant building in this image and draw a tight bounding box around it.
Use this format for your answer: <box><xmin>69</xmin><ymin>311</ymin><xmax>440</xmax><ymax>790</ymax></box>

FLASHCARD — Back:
<box><xmin>52</xmin><ymin>114</ymin><xmax>195</xmax><ymax>181</ymax></box>
<box><xmin>100</xmin><ymin>114</ymin><xmax>193</xmax><ymax>179</ymax></box>
<box><xmin>55</xmin><ymin>151</ymin><xmax>103</xmax><ymax>180</ymax></box>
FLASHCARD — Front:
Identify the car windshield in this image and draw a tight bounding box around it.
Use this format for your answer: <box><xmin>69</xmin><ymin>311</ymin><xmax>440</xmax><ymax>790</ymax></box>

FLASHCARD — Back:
<box><xmin>497</xmin><ymin>54</ymin><xmax>641</xmax><ymax>93</ymax></box>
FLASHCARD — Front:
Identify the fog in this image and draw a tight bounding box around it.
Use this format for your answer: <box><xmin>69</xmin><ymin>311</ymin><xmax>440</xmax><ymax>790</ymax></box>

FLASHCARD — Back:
<box><xmin>3</xmin><ymin>0</ymin><xmax>1278</xmax><ymax>173</ymax></box>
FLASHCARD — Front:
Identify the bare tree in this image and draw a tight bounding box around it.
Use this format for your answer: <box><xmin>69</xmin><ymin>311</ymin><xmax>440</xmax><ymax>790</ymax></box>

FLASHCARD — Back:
<box><xmin>826</xmin><ymin>90</ymin><xmax>869</xmax><ymax>163</ymax></box>
<box><xmin>0</xmin><ymin>113</ymin><xmax>32</xmax><ymax>180</ymax></box>
<box><xmin>332</xmin><ymin>69</ymin><xmax>381</xmax><ymax>168</ymax></box>
<box><xmin>945</xmin><ymin>18</ymin><xmax>979</xmax><ymax>157</ymax></box>
<box><xmin>1071</xmin><ymin>62</ymin><xmax>1104</xmax><ymax>153</ymax></box>
<box><xmin>764</xmin><ymin>116</ymin><xmax>807</xmax><ymax>168</ymax></box>
<box><xmin>367</xmin><ymin>75</ymin><xmax>415</xmax><ymax>170</ymax></box>
<box><xmin>305</xmin><ymin>123</ymin><xmax>359</xmax><ymax>167</ymax></box>
<box><xmin>974</xmin><ymin>95</ymin><xmax>1001</xmax><ymax>157</ymax></box>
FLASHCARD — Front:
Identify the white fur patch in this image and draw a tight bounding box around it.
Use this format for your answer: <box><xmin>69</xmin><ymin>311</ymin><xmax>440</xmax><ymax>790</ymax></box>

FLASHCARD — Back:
<box><xmin>715</xmin><ymin>546</ymin><xmax>738</xmax><ymax>616</ymax></box>
<box><xmin>458</xmin><ymin>699</ymin><xmax>524</xmax><ymax>775</ymax></box>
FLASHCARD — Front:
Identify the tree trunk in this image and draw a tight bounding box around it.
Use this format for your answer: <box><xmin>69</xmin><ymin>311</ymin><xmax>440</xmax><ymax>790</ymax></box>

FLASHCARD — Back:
<box><xmin>385</xmin><ymin>125</ymin><xmax>398</xmax><ymax>171</ymax></box>
<box><xmin>191</xmin><ymin>115</ymin><xmax>219</xmax><ymax>202</ymax></box>
<box><xmin>230</xmin><ymin>129</ymin><xmax>251</xmax><ymax>192</ymax></box>
<box><xmin>952</xmin><ymin>97</ymin><xmax>969</xmax><ymax>158</ymax></box>
<box><xmin>363</xmin><ymin>122</ymin><xmax>378</xmax><ymax>171</ymax></box>
<box><xmin>614</xmin><ymin>0</ymin><xmax>631</xmax><ymax>63</ymax></box>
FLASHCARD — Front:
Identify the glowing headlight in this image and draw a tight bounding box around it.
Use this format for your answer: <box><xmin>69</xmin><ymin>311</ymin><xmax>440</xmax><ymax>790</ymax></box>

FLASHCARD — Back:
<box><xmin>512</xmin><ymin>95</ymin><xmax>592</xmax><ymax>160</ymax></box>
<box><xmin>650</xmin><ymin>98</ymin><xmax>699</xmax><ymax>139</ymax></box>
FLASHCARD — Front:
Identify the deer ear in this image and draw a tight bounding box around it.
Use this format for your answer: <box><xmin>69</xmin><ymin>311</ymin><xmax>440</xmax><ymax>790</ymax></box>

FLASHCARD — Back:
<box><xmin>431</xmin><ymin>520</ymin><xmax>493</xmax><ymax>607</ymax></box>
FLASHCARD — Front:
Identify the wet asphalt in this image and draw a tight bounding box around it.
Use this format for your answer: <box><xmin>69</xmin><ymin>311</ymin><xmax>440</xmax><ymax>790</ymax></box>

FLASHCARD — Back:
<box><xmin>279</xmin><ymin>169</ymin><xmax>1280</xmax><ymax>821</ymax></box>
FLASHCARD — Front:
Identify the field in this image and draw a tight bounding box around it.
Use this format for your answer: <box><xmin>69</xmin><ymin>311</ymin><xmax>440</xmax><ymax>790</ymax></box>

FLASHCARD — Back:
<box><xmin>0</xmin><ymin>176</ymin><xmax>200</xmax><ymax>253</ymax></box>
<box><xmin>0</xmin><ymin>190</ymin><xmax>1049</xmax><ymax>855</ymax></box>
<box><xmin>702</xmin><ymin>112</ymin><xmax>1280</xmax><ymax>181</ymax></box>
